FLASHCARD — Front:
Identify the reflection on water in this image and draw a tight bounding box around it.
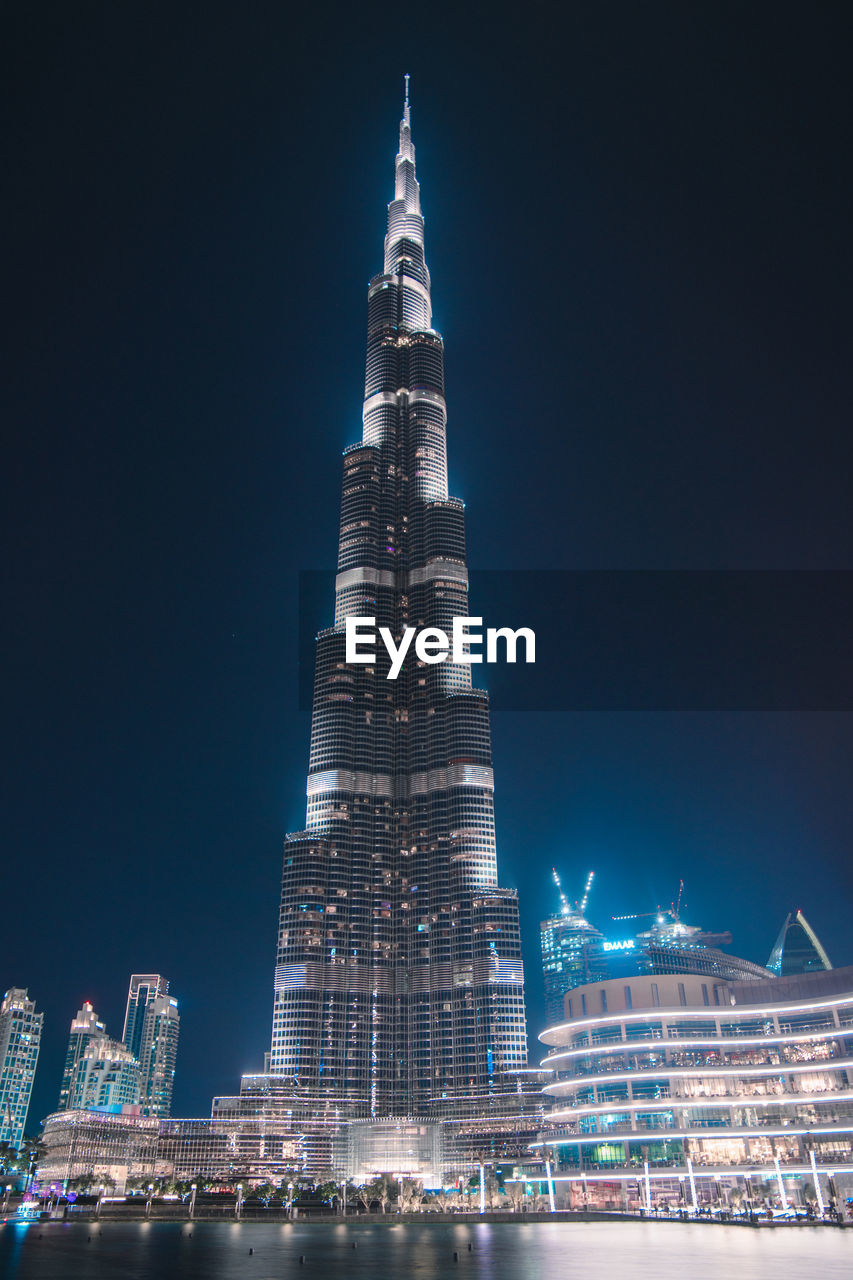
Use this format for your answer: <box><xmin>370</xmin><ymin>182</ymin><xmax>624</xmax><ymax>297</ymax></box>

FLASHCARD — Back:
<box><xmin>1</xmin><ymin>1219</ymin><xmax>850</xmax><ymax>1280</ymax></box>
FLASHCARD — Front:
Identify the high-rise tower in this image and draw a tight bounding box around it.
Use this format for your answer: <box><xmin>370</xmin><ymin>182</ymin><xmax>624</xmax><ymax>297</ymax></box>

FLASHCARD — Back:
<box><xmin>57</xmin><ymin>1000</ymin><xmax>106</xmax><ymax>1111</ymax></box>
<box><xmin>0</xmin><ymin>988</ymin><xmax>42</xmax><ymax>1150</ymax></box>
<box><xmin>270</xmin><ymin>84</ymin><xmax>528</xmax><ymax>1122</ymax></box>
<box><xmin>122</xmin><ymin>974</ymin><xmax>180</xmax><ymax>1117</ymax></box>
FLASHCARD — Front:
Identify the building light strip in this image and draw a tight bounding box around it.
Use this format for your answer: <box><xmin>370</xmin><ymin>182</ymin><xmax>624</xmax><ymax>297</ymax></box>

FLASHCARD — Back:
<box><xmin>541</xmin><ymin>1028</ymin><xmax>851</xmax><ymax>1066</ymax></box>
<box><xmin>538</xmin><ymin>994</ymin><xmax>853</xmax><ymax>1043</ymax></box>
<box><xmin>544</xmin><ymin>1056</ymin><xmax>853</xmax><ymax>1093</ymax></box>
<box><xmin>531</xmin><ymin>1122</ymin><xmax>853</xmax><ymax>1148</ymax></box>
<box><xmin>510</xmin><ymin>1164</ymin><xmax>853</xmax><ymax>1183</ymax></box>
<box><xmin>547</xmin><ymin>1086</ymin><xmax>853</xmax><ymax>1120</ymax></box>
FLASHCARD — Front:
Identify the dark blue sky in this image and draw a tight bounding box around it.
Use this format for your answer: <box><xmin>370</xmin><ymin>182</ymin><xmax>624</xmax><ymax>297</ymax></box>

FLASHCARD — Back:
<box><xmin>4</xmin><ymin>2</ymin><xmax>852</xmax><ymax>1129</ymax></box>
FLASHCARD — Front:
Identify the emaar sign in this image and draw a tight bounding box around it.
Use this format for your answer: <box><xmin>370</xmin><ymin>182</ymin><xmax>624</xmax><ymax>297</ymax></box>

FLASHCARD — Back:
<box><xmin>603</xmin><ymin>939</ymin><xmax>636</xmax><ymax>953</ymax></box>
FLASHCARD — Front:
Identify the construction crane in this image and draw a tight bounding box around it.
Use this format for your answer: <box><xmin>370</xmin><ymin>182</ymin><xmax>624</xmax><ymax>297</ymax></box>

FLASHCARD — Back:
<box><xmin>672</xmin><ymin>879</ymin><xmax>684</xmax><ymax>922</ymax></box>
<box><xmin>552</xmin><ymin>867</ymin><xmax>570</xmax><ymax>915</ymax></box>
<box><xmin>578</xmin><ymin>870</ymin><xmax>595</xmax><ymax>915</ymax></box>
<box><xmin>612</xmin><ymin>880</ymin><xmax>685</xmax><ymax>926</ymax></box>
<box><xmin>553</xmin><ymin>868</ymin><xmax>595</xmax><ymax>917</ymax></box>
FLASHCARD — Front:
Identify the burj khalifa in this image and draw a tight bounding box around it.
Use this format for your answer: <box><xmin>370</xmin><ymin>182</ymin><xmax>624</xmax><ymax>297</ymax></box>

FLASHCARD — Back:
<box><xmin>237</xmin><ymin>85</ymin><xmax>533</xmax><ymax>1174</ymax></box>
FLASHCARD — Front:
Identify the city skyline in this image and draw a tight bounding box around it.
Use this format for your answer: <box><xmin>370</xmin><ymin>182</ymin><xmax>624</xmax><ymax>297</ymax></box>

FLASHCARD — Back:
<box><xmin>5</xmin><ymin>4</ymin><xmax>853</xmax><ymax>1135</ymax></box>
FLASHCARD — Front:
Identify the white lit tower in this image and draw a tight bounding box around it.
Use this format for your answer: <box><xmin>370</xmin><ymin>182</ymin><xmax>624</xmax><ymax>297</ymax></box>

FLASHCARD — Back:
<box><xmin>57</xmin><ymin>1000</ymin><xmax>106</xmax><ymax>1111</ymax></box>
<box><xmin>270</xmin><ymin>83</ymin><xmax>528</xmax><ymax>1121</ymax></box>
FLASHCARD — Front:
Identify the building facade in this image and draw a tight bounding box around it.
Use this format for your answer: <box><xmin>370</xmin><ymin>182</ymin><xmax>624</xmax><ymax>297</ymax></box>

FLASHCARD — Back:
<box><xmin>541</xmin><ymin>909</ymin><xmax>608</xmax><ymax>1026</ymax></box>
<box><xmin>122</xmin><ymin>974</ymin><xmax>180</xmax><ymax>1117</ymax></box>
<box><xmin>265</xmin><ymin>87</ymin><xmax>528</xmax><ymax>1132</ymax></box>
<box><xmin>157</xmin><ymin>1118</ymin><xmax>302</xmax><ymax>1186</ymax></box>
<box><xmin>68</xmin><ymin>1036</ymin><xmax>142</xmax><ymax>1112</ymax></box>
<box><xmin>0</xmin><ymin>987</ymin><xmax>43</xmax><ymax>1150</ymax></box>
<box><xmin>57</xmin><ymin>1001</ymin><xmax>107</xmax><ymax>1111</ymax></box>
<box><xmin>531</xmin><ymin>967</ymin><xmax>853</xmax><ymax>1211</ymax></box>
<box><xmin>38</xmin><ymin>1108</ymin><xmax>160</xmax><ymax>1193</ymax></box>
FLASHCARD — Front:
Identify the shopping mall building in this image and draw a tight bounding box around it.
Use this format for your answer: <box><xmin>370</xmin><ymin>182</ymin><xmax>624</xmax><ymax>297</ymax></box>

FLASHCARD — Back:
<box><xmin>529</xmin><ymin>966</ymin><xmax>853</xmax><ymax>1213</ymax></box>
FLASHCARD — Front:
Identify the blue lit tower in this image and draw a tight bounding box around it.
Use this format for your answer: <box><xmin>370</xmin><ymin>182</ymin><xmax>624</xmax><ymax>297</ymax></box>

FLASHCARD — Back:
<box><xmin>0</xmin><ymin>988</ymin><xmax>42</xmax><ymax>1150</ymax></box>
<box><xmin>270</xmin><ymin>83</ymin><xmax>528</xmax><ymax>1120</ymax></box>
<box><xmin>767</xmin><ymin>909</ymin><xmax>832</xmax><ymax>976</ymax></box>
<box><xmin>540</xmin><ymin>872</ymin><xmax>607</xmax><ymax>1025</ymax></box>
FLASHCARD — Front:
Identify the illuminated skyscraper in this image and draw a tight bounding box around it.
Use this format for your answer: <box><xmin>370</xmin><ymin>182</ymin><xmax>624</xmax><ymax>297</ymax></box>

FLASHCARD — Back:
<box><xmin>541</xmin><ymin>911</ymin><xmax>608</xmax><ymax>1025</ymax></box>
<box><xmin>269</xmin><ymin>83</ymin><xmax>528</xmax><ymax>1122</ymax></box>
<box><xmin>0</xmin><ymin>988</ymin><xmax>42</xmax><ymax>1150</ymax></box>
<box><xmin>122</xmin><ymin>974</ymin><xmax>180</xmax><ymax>1118</ymax></box>
<box><xmin>57</xmin><ymin>1000</ymin><xmax>106</xmax><ymax>1111</ymax></box>
<box><xmin>68</xmin><ymin>1036</ymin><xmax>141</xmax><ymax>1112</ymax></box>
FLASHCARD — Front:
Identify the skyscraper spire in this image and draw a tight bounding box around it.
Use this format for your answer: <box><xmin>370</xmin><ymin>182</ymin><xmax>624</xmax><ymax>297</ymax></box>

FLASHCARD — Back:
<box><xmin>396</xmin><ymin>74</ymin><xmax>417</xmax><ymax>178</ymax></box>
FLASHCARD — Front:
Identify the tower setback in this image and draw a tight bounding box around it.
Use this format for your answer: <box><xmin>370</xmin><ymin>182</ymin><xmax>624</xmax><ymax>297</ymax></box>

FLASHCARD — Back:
<box><xmin>270</xmin><ymin>86</ymin><xmax>529</xmax><ymax>1122</ymax></box>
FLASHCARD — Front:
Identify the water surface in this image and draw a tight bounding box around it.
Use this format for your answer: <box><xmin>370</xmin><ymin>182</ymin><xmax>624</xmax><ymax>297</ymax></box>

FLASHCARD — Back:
<box><xmin>1</xmin><ymin>1219</ymin><xmax>849</xmax><ymax>1279</ymax></box>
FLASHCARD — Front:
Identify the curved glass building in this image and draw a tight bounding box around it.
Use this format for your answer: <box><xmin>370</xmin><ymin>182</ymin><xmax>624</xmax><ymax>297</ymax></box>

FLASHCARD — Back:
<box><xmin>529</xmin><ymin>968</ymin><xmax>853</xmax><ymax>1212</ymax></box>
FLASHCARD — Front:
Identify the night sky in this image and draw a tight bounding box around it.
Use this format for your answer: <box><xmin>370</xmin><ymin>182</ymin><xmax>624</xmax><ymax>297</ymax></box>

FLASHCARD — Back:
<box><xmin>5</xmin><ymin>3</ymin><xmax>852</xmax><ymax>1130</ymax></box>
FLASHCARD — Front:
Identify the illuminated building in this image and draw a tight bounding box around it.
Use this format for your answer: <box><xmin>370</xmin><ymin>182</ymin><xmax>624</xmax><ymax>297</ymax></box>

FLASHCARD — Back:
<box><xmin>541</xmin><ymin>911</ymin><xmax>608</xmax><ymax>1026</ymax></box>
<box><xmin>529</xmin><ymin>966</ymin><xmax>853</xmax><ymax>1211</ymax></box>
<box><xmin>0</xmin><ymin>987</ymin><xmax>43</xmax><ymax>1151</ymax></box>
<box><xmin>541</xmin><ymin>879</ymin><xmax>770</xmax><ymax>1022</ymax></box>
<box><xmin>341</xmin><ymin>1117</ymin><xmax>443</xmax><ymax>1184</ymax></box>
<box><xmin>621</xmin><ymin>917</ymin><xmax>771</xmax><ymax>985</ymax></box>
<box><xmin>122</xmin><ymin>973</ymin><xmax>180</xmax><ymax>1117</ymax></box>
<box><xmin>38</xmin><ymin>1108</ymin><xmax>159</xmax><ymax>1193</ymax></box>
<box><xmin>156</xmin><ymin>1118</ymin><xmax>302</xmax><ymax>1185</ymax></box>
<box><xmin>255</xmin><ymin>83</ymin><xmax>528</xmax><ymax>1158</ymax></box>
<box><xmin>767</xmin><ymin>909</ymin><xmax>832</xmax><ymax>977</ymax></box>
<box><xmin>67</xmin><ymin>1036</ymin><xmax>141</xmax><ymax>1112</ymax></box>
<box><xmin>57</xmin><ymin>1001</ymin><xmax>106</xmax><ymax>1111</ymax></box>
